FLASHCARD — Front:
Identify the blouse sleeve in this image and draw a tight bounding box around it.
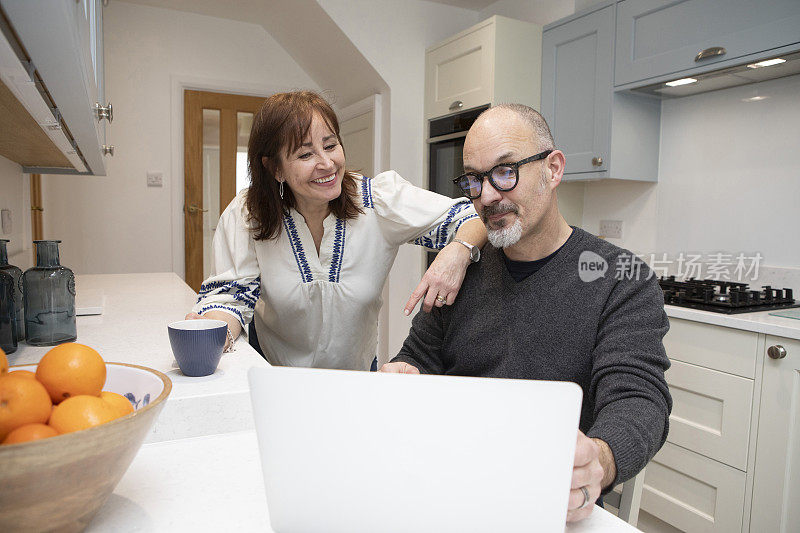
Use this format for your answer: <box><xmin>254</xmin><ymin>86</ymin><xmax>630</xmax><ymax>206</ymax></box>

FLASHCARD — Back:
<box><xmin>191</xmin><ymin>193</ymin><xmax>261</xmax><ymax>329</ymax></box>
<box><xmin>366</xmin><ymin>171</ymin><xmax>479</xmax><ymax>250</ymax></box>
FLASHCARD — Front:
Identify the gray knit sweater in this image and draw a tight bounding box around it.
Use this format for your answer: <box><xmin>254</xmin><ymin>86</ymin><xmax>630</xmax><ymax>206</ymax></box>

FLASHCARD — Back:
<box><xmin>392</xmin><ymin>227</ymin><xmax>672</xmax><ymax>486</ymax></box>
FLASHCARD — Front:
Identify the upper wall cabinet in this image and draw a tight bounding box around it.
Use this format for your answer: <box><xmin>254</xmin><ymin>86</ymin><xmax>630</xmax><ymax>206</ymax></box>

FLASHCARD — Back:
<box><xmin>541</xmin><ymin>4</ymin><xmax>660</xmax><ymax>181</ymax></box>
<box><xmin>615</xmin><ymin>0</ymin><xmax>800</xmax><ymax>88</ymax></box>
<box><xmin>425</xmin><ymin>16</ymin><xmax>542</xmax><ymax>120</ymax></box>
<box><xmin>0</xmin><ymin>0</ymin><xmax>111</xmax><ymax>175</ymax></box>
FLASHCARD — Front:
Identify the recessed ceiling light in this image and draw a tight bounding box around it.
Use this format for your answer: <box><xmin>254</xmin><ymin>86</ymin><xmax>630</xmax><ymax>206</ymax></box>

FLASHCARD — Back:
<box><xmin>665</xmin><ymin>78</ymin><xmax>698</xmax><ymax>87</ymax></box>
<box><xmin>747</xmin><ymin>58</ymin><xmax>786</xmax><ymax>69</ymax></box>
<box><xmin>742</xmin><ymin>96</ymin><xmax>769</xmax><ymax>102</ymax></box>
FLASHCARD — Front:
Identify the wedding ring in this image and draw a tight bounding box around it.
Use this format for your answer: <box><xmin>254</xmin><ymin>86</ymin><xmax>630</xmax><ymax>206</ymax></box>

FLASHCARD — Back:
<box><xmin>578</xmin><ymin>486</ymin><xmax>592</xmax><ymax>510</ymax></box>
<box><xmin>436</xmin><ymin>296</ymin><xmax>446</xmax><ymax>303</ymax></box>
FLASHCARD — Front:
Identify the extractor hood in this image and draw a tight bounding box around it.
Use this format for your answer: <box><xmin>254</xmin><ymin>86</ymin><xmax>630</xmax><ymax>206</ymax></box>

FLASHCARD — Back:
<box><xmin>632</xmin><ymin>50</ymin><xmax>800</xmax><ymax>98</ymax></box>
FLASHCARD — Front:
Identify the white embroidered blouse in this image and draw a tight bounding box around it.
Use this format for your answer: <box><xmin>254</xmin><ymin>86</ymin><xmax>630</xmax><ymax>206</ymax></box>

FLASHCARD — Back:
<box><xmin>192</xmin><ymin>171</ymin><xmax>478</xmax><ymax>370</ymax></box>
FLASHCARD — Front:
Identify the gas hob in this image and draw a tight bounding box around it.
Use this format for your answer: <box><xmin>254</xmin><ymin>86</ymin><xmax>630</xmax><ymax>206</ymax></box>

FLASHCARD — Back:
<box><xmin>659</xmin><ymin>276</ymin><xmax>799</xmax><ymax>314</ymax></box>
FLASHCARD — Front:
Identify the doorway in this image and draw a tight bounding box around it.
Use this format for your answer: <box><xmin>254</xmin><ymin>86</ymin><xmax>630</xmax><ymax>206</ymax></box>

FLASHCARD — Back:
<box><xmin>338</xmin><ymin>95</ymin><xmax>388</xmax><ymax>363</ymax></box>
<box><xmin>183</xmin><ymin>90</ymin><xmax>265</xmax><ymax>291</ymax></box>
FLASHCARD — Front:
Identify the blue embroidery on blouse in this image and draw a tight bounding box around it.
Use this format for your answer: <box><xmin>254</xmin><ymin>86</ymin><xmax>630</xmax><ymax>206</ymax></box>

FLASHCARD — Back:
<box><xmin>328</xmin><ymin>218</ymin><xmax>346</xmax><ymax>282</ymax></box>
<box><xmin>361</xmin><ymin>176</ymin><xmax>373</xmax><ymax>208</ymax></box>
<box><xmin>197</xmin><ymin>304</ymin><xmax>244</xmax><ymax>326</ymax></box>
<box><xmin>283</xmin><ymin>214</ymin><xmax>314</xmax><ymax>283</ymax></box>
<box><xmin>197</xmin><ymin>278</ymin><xmax>260</xmax><ymax>309</ymax></box>
<box><xmin>413</xmin><ymin>200</ymin><xmax>473</xmax><ymax>250</ymax></box>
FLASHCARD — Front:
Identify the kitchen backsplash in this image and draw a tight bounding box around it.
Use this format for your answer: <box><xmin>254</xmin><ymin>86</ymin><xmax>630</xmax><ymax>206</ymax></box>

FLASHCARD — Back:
<box><xmin>580</xmin><ymin>73</ymin><xmax>800</xmax><ymax>275</ymax></box>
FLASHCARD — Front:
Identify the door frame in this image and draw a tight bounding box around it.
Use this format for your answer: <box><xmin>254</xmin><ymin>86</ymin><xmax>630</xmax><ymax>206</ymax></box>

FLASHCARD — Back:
<box><xmin>337</xmin><ymin>93</ymin><xmax>383</xmax><ymax>176</ymax></box>
<box><xmin>170</xmin><ymin>77</ymin><xmax>297</xmax><ymax>284</ymax></box>
<box><xmin>337</xmin><ymin>94</ymin><xmax>391</xmax><ymax>363</ymax></box>
<box><xmin>183</xmin><ymin>89</ymin><xmax>265</xmax><ymax>291</ymax></box>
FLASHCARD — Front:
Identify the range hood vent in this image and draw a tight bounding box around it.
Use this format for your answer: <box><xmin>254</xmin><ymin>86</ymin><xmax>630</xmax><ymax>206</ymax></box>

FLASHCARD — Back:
<box><xmin>632</xmin><ymin>51</ymin><xmax>800</xmax><ymax>98</ymax></box>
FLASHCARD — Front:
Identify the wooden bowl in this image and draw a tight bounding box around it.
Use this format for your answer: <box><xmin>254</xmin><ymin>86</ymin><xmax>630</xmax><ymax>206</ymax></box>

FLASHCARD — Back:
<box><xmin>0</xmin><ymin>362</ymin><xmax>172</xmax><ymax>533</ymax></box>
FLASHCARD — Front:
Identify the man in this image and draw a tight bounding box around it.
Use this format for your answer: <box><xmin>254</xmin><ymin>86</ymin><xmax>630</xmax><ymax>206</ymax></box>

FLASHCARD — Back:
<box><xmin>382</xmin><ymin>104</ymin><xmax>671</xmax><ymax>523</ymax></box>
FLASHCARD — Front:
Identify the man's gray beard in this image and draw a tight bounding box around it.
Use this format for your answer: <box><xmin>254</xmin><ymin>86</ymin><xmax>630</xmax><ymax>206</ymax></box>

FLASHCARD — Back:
<box><xmin>487</xmin><ymin>218</ymin><xmax>523</xmax><ymax>248</ymax></box>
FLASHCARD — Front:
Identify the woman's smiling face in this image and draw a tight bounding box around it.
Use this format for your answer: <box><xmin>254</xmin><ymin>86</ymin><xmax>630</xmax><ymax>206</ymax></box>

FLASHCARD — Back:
<box><xmin>277</xmin><ymin>112</ymin><xmax>345</xmax><ymax>215</ymax></box>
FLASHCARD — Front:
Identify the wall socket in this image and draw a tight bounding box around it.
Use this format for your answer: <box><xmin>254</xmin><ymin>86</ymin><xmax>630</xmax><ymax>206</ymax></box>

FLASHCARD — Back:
<box><xmin>147</xmin><ymin>172</ymin><xmax>164</xmax><ymax>187</ymax></box>
<box><xmin>599</xmin><ymin>219</ymin><xmax>623</xmax><ymax>239</ymax></box>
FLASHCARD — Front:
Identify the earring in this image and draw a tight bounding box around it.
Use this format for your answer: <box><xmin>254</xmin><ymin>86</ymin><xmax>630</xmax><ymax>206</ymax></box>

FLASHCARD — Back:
<box><xmin>279</xmin><ymin>181</ymin><xmax>284</xmax><ymax>199</ymax></box>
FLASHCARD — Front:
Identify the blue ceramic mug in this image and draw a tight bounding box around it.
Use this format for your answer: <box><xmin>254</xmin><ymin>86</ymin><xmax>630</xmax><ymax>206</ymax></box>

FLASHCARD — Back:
<box><xmin>167</xmin><ymin>319</ymin><xmax>227</xmax><ymax>376</ymax></box>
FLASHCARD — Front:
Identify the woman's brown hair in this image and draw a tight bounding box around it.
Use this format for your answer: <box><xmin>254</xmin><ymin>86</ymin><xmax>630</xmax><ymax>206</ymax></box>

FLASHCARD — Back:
<box><xmin>245</xmin><ymin>91</ymin><xmax>362</xmax><ymax>240</ymax></box>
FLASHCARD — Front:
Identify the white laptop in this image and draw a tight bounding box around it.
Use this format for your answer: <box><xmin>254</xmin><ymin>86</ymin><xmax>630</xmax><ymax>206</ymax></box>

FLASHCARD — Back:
<box><xmin>248</xmin><ymin>366</ymin><xmax>582</xmax><ymax>533</ymax></box>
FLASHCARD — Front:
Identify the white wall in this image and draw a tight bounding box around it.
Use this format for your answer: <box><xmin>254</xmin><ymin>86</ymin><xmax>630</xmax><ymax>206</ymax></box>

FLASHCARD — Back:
<box><xmin>478</xmin><ymin>0</ymin><xmax>576</xmax><ymax>26</ymax></box>
<box><xmin>582</xmin><ymin>74</ymin><xmax>800</xmax><ymax>271</ymax></box>
<box><xmin>40</xmin><ymin>1</ymin><xmax>318</xmax><ymax>275</ymax></box>
<box><xmin>0</xmin><ymin>155</ymin><xmax>31</xmax><ymax>268</ymax></box>
<box><xmin>317</xmin><ymin>0</ymin><xmax>480</xmax><ymax>357</ymax></box>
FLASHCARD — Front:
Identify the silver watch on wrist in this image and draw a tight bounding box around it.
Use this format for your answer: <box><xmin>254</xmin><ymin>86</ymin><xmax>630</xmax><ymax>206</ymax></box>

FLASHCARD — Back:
<box><xmin>452</xmin><ymin>239</ymin><xmax>480</xmax><ymax>263</ymax></box>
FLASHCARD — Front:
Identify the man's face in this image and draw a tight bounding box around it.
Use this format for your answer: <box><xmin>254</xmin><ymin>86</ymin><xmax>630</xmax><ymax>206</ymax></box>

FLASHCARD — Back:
<box><xmin>462</xmin><ymin>109</ymin><xmax>554</xmax><ymax>248</ymax></box>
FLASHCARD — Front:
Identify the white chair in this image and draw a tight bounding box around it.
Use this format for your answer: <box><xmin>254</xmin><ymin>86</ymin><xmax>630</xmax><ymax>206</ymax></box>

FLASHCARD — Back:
<box><xmin>604</xmin><ymin>468</ymin><xmax>646</xmax><ymax>527</ymax></box>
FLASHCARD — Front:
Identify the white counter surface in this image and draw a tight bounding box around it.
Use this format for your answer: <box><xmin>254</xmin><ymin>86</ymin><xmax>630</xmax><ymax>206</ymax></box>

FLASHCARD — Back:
<box><xmin>665</xmin><ymin>304</ymin><xmax>800</xmax><ymax>340</ymax></box>
<box><xmin>90</xmin><ymin>430</ymin><xmax>638</xmax><ymax>533</ymax></box>
<box><xmin>8</xmin><ymin>272</ymin><xmax>637</xmax><ymax>531</ymax></box>
<box><xmin>7</xmin><ymin>273</ymin><xmax>269</xmax><ymax>442</ymax></box>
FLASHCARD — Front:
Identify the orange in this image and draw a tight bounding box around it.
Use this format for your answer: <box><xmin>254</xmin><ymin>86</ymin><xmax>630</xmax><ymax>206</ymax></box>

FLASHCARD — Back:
<box><xmin>0</xmin><ymin>347</ymin><xmax>7</xmax><ymax>375</ymax></box>
<box><xmin>100</xmin><ymin>391</ymin><xmax>134</xmax><ymax>418</ymax></box>
<box><xmin>0</xmin><ymin>375</ymin><xmax>53</xmax><ymax>441</ymax></box>
<box><xmin>2</xmin><ymin>423</ymin><xmax>59</xmax><ymax>445</ymax></box>
<box><xmin>8</xmin><ymin>370</ymin><xmax>36</xmax><ymax>379</ymax></box>
<box><xmin>48</xmin><ymin>395</ymin><xmax>118</xmax><ymax>434</ymax></box>
<box><xmin>36</xmin><ymin>343</ymin><xmax>106</xmax><ymax>404</ymax></box>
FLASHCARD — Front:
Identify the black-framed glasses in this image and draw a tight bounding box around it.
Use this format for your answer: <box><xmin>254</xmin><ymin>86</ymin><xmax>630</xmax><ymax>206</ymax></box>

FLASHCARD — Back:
<box><xmin>452</xmin><ymin>150</ymin><xmax>553</xmax><ymax>199</ymax></box>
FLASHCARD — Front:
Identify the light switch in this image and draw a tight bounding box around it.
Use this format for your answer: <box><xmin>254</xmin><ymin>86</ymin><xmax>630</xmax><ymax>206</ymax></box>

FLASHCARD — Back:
<box><xmin>1</xmin><ymin>209</ymin><xmax>11</xmax><ymax>234</ymax></box>
<box><xmin>599</xmin><ymin>220</ymin><xmax>622</xmax><ymax>239</ymax></box>
<box><xmin>147</xmin><ymin>172</ymin><xmax>164</xmax><ymax>187</ymax></box>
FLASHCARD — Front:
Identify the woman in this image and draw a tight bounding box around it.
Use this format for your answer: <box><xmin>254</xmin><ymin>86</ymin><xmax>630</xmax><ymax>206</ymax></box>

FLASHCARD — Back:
<box><xmin>189</xmin><ymin>91</ymin><xmax>485</xmax><ymax>370</ymax></box>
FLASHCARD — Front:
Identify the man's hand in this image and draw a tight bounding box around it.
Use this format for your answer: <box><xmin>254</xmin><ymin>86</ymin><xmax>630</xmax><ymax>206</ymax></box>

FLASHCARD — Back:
<box><xmin>567</xmin><ymin>432</ymin><xmax>615</xmax><ymax>523</ymax></box>
<box><xmin>404</xmin><ymin>241</ymin><xmax>471</xmax><ymax>315</ymax></box>
<box><xmin>379</xmin><ymin>362</ymin><xmax>420</xmax><ymax>374</ymax></box>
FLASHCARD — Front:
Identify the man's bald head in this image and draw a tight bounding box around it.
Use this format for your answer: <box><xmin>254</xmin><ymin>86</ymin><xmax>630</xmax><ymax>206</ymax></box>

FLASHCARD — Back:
<box><xmin>476</xmin><ymin>104</ymin><xmax>555</xmax><ymax>153</ymax></box>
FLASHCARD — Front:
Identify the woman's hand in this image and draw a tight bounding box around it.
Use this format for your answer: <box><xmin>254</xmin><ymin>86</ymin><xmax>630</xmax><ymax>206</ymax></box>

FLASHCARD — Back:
<box><xmin>184</xmin><ymin>311</ymin><xmax>242</xmax><ymax>351</ymax></box>
<box><xmin>404</xmin><ymin>242</ymin><xmax>472</xmax><ymax>314</ymax></box>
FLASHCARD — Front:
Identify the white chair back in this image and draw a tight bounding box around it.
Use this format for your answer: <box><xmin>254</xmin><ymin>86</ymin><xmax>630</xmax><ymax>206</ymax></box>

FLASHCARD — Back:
<box><xmin>604</xmin><ymin>467</ymin><xmax>646</xmax><ymax>527</ymax></box>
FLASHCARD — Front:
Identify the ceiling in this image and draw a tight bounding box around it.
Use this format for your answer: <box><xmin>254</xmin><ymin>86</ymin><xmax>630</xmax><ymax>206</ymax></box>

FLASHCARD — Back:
<box><xmin>425</xmin><ymin>0</ymin><xmax>498</xmax><ymax>9</ymax></box>
<box><xmin>122</xmin><ymin>0</ymin><xmax>388</xmax><ymax>108</ymax></box>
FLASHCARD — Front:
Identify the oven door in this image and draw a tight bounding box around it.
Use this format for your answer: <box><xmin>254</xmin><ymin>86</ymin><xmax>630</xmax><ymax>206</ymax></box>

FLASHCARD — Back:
<box><xmin>428</xmin><ymin>132</ymin><xmax>467</xmax><ymax>200</ymax></box>
<box><xmin>427</xmin><ymin>132</ymin><xmax>469</xmax><ymax>268</ymax></box>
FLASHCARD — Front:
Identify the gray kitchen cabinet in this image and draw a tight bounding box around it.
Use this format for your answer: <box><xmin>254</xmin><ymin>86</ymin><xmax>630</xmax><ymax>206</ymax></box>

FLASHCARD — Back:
<box><xmin>0</xmin><ymin>0</ymin><xmax>111</xmax><ymax>175</ymax></box>
<box><xmin>615</xmin><ymin>0</ymin><xmax>800</xmax><ymax>88</ymax></box>
<box><xmin>750</xmin><ymin>336</ymin><xmax>800</xmax><ymax>533</ymax></box>
<box><xmin>541</xmin><ymin>3</ymin><xmax>660</xmax><ymax>181</ymax></box>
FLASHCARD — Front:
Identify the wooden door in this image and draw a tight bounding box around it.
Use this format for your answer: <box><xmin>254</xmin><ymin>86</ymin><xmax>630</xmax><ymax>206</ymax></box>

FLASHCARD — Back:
<box><xmin>184</xmin><ymin>90</ymin><xmax>265</xmax><ymax>291</ymax></box>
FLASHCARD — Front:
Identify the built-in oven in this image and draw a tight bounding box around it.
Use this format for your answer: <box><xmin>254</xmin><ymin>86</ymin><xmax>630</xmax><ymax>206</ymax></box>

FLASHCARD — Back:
<box><xmin>426</xmin><ymin>105</ymin><xmax>488</xmax><ymax>267</ymax></box>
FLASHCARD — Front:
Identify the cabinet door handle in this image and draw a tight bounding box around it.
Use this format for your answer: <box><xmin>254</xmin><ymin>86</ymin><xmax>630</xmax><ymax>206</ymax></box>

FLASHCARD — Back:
<box><xmin>768</xmin><ymin>345</ymin><xmax>787</xmax><ymax>359</ymax></box>
<box><xmin>102</xmin><ymin>145</ymin><xmax>115</xmax><ymax>156</ymax></box>
<box><xmin>449</xmin><ymin>100</ymin><xmax>464</xmax><ymax>111</ymax></box>
<box><xmin>94</xmin><ymin>102</ymin><xmax>113</xmax><ymax>123</ymax></box>
<box><xmin>592</xmin><ymin>156</ymin><xmax>603</xmax><ymax>167</ymax></box>
<box><xmin>186</xmin><ymin>204</ymin><xmax>208</xmax><ymax>214</ymax></box>
<box><xmin>695</xmin><ymin>47</ymin><xmax>726</xmax><ymax>62</ymax></box>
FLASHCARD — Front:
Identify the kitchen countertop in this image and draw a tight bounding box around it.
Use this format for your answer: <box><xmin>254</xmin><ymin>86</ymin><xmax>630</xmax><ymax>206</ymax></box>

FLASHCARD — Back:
<box><xmin>665</xmin><ymin>304</ymin><xmax>800</xmax><ymax>340</ymax></box>
<box><xmin>8</xmin><ymin>272</ymin><xmax>639</xmax><ymax>531</ymax></box>
<box><xmin>7</xmin><ymin>272</ymin><xmax>269</xmax><ymax>442</ymax></box>
<box><xmin>89</xmin><ymin>430</ymin><xmax>639</xmax><ymax>533</ymax></box>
